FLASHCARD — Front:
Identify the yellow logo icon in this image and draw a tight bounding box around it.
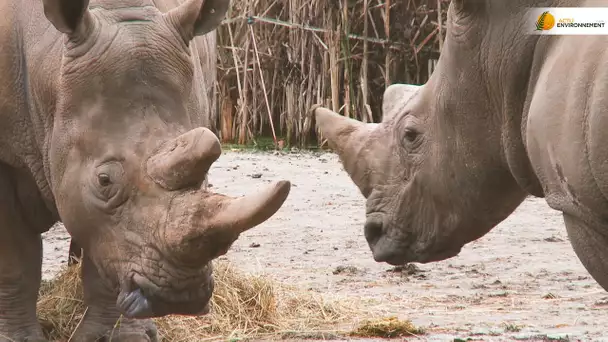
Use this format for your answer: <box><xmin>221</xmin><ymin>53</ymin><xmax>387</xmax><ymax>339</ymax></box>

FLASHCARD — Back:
<box><xmin>536</xmin><ymin>11</ymin><xmax>555</xmax><ymax>30</ymax></box>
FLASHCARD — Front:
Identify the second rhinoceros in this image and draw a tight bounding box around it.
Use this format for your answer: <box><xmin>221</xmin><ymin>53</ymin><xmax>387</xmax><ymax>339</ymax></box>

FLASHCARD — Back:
<box><xmin>0</xmin><ymin>0</ymin><xmax>291</xmax><ymax>341</ymax></box>
<box><xmin>314</xmin><ymin>0</ymin><xmax>608</xmax><ymax>294</ymax></box>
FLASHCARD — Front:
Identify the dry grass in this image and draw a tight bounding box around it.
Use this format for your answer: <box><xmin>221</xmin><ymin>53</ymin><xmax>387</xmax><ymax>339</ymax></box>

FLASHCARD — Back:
<box><xmin>350</xmin><ymin>316</ymin><xmax>425</xmax><ymax>338</ymax></box>
<box><xmin>38</xmin><ymin>261</ymin><xmax>86</xmax><ymax>340</ymax></box>
<box><xmin>37</xmin><ymin>259</ymin><xmax>417</xmax><ymax>341</ymax></box>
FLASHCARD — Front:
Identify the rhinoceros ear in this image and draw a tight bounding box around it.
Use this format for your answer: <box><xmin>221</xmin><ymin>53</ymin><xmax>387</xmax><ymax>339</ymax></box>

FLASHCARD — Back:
<box><xmin>165</xmin><ymin>0</ymin><xmax>230</xmax><ymax>41</ymax></box>
<box><xmin>381</xmin><ymin>84</ymin><xmax>421</xmax><ymax>122</ymax></box>
<box><xmin>42</xmin><ymin>0</ymin><xmax>91</xmax><ymax>36</ymax></box>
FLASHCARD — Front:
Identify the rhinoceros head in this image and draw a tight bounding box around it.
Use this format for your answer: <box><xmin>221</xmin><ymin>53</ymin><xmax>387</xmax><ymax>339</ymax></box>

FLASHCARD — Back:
<box><xmin>43</xmin><ymin>0</ymin><xmax>291</xmax><ymax>318</ymax></box>
<box><xmin>314</xmin><ymin>0</ymin><xmax>530</xmax><ymax>266</ymax></box>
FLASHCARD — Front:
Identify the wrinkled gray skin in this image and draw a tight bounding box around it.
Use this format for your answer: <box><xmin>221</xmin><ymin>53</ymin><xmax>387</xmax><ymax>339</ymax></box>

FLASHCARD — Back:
<box><xmin>315</xmin><ymin>0</ymin><xmax>608</xmax><ymax>294</ymax></box>
<box><xmin>0</xmin><ymin>0</ymin><xmax>291</xmax><ymax>341</ymax></box>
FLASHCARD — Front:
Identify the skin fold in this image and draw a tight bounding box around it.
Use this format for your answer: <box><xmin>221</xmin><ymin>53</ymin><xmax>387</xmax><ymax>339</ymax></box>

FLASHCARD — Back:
<box><xmin>314</xmin><ymin>0</ymin><xmax>608</xmax><ymax>294</ymax></box>
<box><xmin>0</xmin><ymin>0</ymin><xmax>291</xmax><ymax>341</ymax></box>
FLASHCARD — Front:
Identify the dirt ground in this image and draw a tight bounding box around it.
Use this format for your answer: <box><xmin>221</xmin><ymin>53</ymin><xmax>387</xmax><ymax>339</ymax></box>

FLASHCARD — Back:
<box><xmin>41</xmin><ymin>150</ymin><xmax>608</xmax><ymax>341</ymax></box>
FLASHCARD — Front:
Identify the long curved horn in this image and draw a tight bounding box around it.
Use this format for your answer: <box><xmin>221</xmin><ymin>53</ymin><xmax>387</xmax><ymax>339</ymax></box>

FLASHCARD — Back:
<box><xmin>314</xmin><ymin>106</ymin><xmax>378</xmax><ymax>197</ymax></box>
<box><xmin>208</xmin><ymin>180</ymin><xmax>291</xmax><ymax>233</ymax></box>
<box><xmin>165</xmin><ymin>180</ymin><xmax>292</xmax><ymax>264</ymax></box>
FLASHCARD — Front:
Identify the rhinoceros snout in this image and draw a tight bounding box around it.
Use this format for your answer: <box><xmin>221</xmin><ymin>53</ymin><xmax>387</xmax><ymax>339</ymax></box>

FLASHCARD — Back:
<box><xmin>117</xmin><ymin>287</ymin><xmax>213</xmax><ymax>319</ymax></box>
<box><xmin>117</xmin><ymin>272</ymin><xmax>215</xmax><ymax>319</ymax></box>
<box><xmin>364</xmin><ymin>216</ymin><xmax>405</xmax><ymax>265</ymax></box>
<box><xmin>363</xmin><ymin>216</ymin><xmax>384</xmax><ymax>245</ymax></box>
<box><xmin>364</xmin><ymin>214</ymin><xmax>464</xmax><ymax>265</ymax></box>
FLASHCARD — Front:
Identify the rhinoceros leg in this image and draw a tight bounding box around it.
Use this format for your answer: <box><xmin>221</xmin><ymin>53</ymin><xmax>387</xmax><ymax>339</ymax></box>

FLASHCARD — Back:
<box><xmin>0</xmin><ymin>172</ymin><xmax>46</xmax><ymax>341</ymax></box>
<box><xmin>563</xmin><ymin>213</ymin><xmax>608</xmax><ymax>291</ymax></box>
<box><xmin>71</xmin><ymin>254</ymin><xmax>157</xmax><ymax>342</ymax></box>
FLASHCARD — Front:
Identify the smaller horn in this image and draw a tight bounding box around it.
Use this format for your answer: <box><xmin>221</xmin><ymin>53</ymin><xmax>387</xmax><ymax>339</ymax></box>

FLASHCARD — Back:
<box><xmin>314</xmin><ymin>106</ymin><xmax>378</xmax><ymax>197</ymax></box>
<box><xmin>382</xmin><ymin>84</ymin><xmax>421</xmax><ymax>122</ymax></box>
<box><xmin>147</xmin><ymin>127</ymin><xmax>221</xmax><ymax>190</ymax></box>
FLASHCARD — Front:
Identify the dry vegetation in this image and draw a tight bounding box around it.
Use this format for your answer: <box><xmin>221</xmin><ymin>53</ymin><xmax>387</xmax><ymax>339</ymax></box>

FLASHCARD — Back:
<box><xmin>214</xmin><ymin>0</ymin><xmax>449</xmax><ymax>148</ymax></box>
<box><xmin>38</xmin><ymin>260</ymin><xmax>422</xmax><ymax>341</ymax></box>
<box><xmin>351</xmin><ymin>316</ymin><xmax>425</xmax><ymax>338</ymax></box>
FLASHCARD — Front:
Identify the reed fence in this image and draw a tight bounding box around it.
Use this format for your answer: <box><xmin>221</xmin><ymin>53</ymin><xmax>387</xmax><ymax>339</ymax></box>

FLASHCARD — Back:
<box><xmin>214</xmin><ymin>0</ymin><xmax>450</xmax><ymax>148</ymax></box>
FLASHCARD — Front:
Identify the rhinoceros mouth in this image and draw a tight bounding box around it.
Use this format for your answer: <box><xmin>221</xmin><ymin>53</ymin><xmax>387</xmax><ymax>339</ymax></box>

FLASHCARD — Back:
<box><xmin>364</xmin><ymin>210</ymin><xmax>464</xmax><ymax>265</ymax></box>
<box><xmin>414</xmin><ymin>246</ymin><xmax>462</xmax><ymax>264</ymax></box>
<box><xmin>117</xmin><ymin>290</ymin><xmax>212</xmax><ymax>318</ymax></box>
<box><xmin>117</xmin><ymin>273</ymin><xmax>214</xmax><ymax>318</ymax></box>
<box><xmin>366</xmin><ymin>227</ymin><xmax>463</xmax><ymax>265</ymax></box>
<box><xmin>117</xmin><ymin>287</ymin><xmax>154</xmax><ymax>318</ymax></box>
<box><xmin>375</xmin><ymin>246</ymin><xmax>462</xmax><ymax>265</ymax></box>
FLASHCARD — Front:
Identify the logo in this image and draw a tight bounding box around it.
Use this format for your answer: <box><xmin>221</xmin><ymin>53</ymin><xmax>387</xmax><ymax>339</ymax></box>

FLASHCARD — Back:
<box><xmin>535</xmin><ymin>11</ymin><xmax>555</xmax><ymax>30</ymax></box>
<box><xmin>527</xmin><ymin>7</ymin><xmax>608</xmax><ymax>35</ymax></box>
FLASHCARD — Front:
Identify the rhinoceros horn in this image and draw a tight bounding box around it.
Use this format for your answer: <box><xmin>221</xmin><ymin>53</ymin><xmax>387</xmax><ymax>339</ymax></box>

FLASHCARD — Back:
<box><xmin>146</xmin><ymin>127</ymin><xmax>220</xmax><ymax>191</ymax></box>
<box><xmin>147</xmin><ymin>127</ymin><xmax>291</xmax><ymax>263</ymax></box>
<box><xmin>163</xmin><ymin>180</ymin><xmax>291</xmax><ymax>265</ymax></box>
<box><xmin>314</xmin><ymin>106</ymin><xmax>378</xmax><ymax>198</ymax></box>
<box><xmin>198</xmin><ymin>180</ymin><xmax>291</xmax><ymax>256</ymax></box>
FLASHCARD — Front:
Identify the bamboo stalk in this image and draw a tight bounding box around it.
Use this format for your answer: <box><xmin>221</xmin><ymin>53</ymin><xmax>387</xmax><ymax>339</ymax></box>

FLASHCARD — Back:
<box><xmin>341</xmin><ymin>0</ymin><xmax>350</xmax><ymax>118</ymax></box>
<box><xmin>384</xmin><ymin>0</ymin><xmax>392</xmax><ymax>87</ymax></box>
<box><xmin>361</xmin><ymin>0</ymin><xmax>369</xmax><ymax>122</ymax></box>
<box><xmin>329</xmin><ymin>30</ymin><xmax>340</xmax><ymax>114</ymax></box>
<box><xmin>249</xmin><ymin>25</ymin><xmax>278</xmax><ymax>146</ymax></box>
<box><xmin>214</xmin><ymin>0</ymin><xmax>444</xmax><ymax>148</ymax></box>
<box><xmin>437</xmin><ymin>0</ymin><xmax>443</xmax><ymax>53</ymax></box>
<box><xmin>237</xmin><ymin>34</ymin><xmax>251</xmax><ymax>145</ymax></box>
<box><xmin>226</xmin><ymin>23</ymin><xmax>243</xmax><ymax>142</ymax></box>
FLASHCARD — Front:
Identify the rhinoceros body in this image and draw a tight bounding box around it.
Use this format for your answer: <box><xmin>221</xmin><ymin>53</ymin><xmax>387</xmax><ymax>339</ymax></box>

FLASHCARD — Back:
<box><xmin>0</xmin><ymin>0</ymin><xmax>291</xmax><ymax>341</ymax></box>
<box><xmin>315</xmin><ymin>0</ymin><xmax>608</xmax><ymax>294</ymax></box>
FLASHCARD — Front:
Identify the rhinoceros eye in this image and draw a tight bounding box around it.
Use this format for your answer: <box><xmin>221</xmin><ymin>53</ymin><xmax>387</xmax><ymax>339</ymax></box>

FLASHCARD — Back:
<box><xmin>404</xmin><ymin>128</ymin><xmax>419</xmax><ymax>143</ymax></box>
<box><xmin>98</xmin><ymin>173</ymin><xmax>112</xmax><ymax>187</ymax></box>
<box><xmin>402</xmin><ymin>126</ymin><xmax>423</xmax><ymax>153</ymax></box>
<box><xmin>91</xmin><ymin>162</ymin><xmax>126</xmax><ymax>205</ymax></box>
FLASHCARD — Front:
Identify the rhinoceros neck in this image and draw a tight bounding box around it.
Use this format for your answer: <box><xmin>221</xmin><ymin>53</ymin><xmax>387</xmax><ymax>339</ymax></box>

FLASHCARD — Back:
<box><xmin>490</xmin><ymin>0</ymin><xmax>584</xmax><ymax>197</ymax></box>
<box><xmin>500</xmin><ymin>0</ymin><xmax>586</xmax><ymax>197</ymax></box>
<box><xmin>484</xmin><ymin>2</ymin><xmax>557</xmax><ymax>198</ymax></box>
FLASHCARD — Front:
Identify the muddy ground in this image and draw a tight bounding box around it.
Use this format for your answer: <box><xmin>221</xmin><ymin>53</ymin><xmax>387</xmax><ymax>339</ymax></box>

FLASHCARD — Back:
<box><xmin>42</xmin><ymin>150</ymin><xmax>608</xmax><ymax>341</ymax></box>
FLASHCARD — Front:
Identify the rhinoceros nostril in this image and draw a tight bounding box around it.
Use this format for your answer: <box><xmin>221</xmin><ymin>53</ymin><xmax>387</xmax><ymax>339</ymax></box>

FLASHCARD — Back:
<box><xmin>364</xmin><ymin>217</ymin><xmax>384</xmax><ymax>245</ymax></box>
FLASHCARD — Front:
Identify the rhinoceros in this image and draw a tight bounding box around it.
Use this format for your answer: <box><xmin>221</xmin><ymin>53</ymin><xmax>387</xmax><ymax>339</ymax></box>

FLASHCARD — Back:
<box><xmin>0</xmin><ymin>0</ymin><xmax>291</xmax><ymax>340</ymax></box>
<box><xmin>314</xmin><ymin>0</ymin><xmax>608</xmax><ymax>293</ymax></box>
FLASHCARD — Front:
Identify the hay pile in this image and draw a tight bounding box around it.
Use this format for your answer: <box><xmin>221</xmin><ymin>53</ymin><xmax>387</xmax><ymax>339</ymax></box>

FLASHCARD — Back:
<box><xmin>39</xmin><ymin>260</ymin><xmax>396</xmax><ymax>341</ymax></box>
<box><xmin>38</xmin><ymin>261</ymin><xmax>85</xmax><ymax>340</ymax></box>
<box><xmin>351</xmin><ymin>316</ymin><xmax>425</xmax><ymax>338</ymax></box>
